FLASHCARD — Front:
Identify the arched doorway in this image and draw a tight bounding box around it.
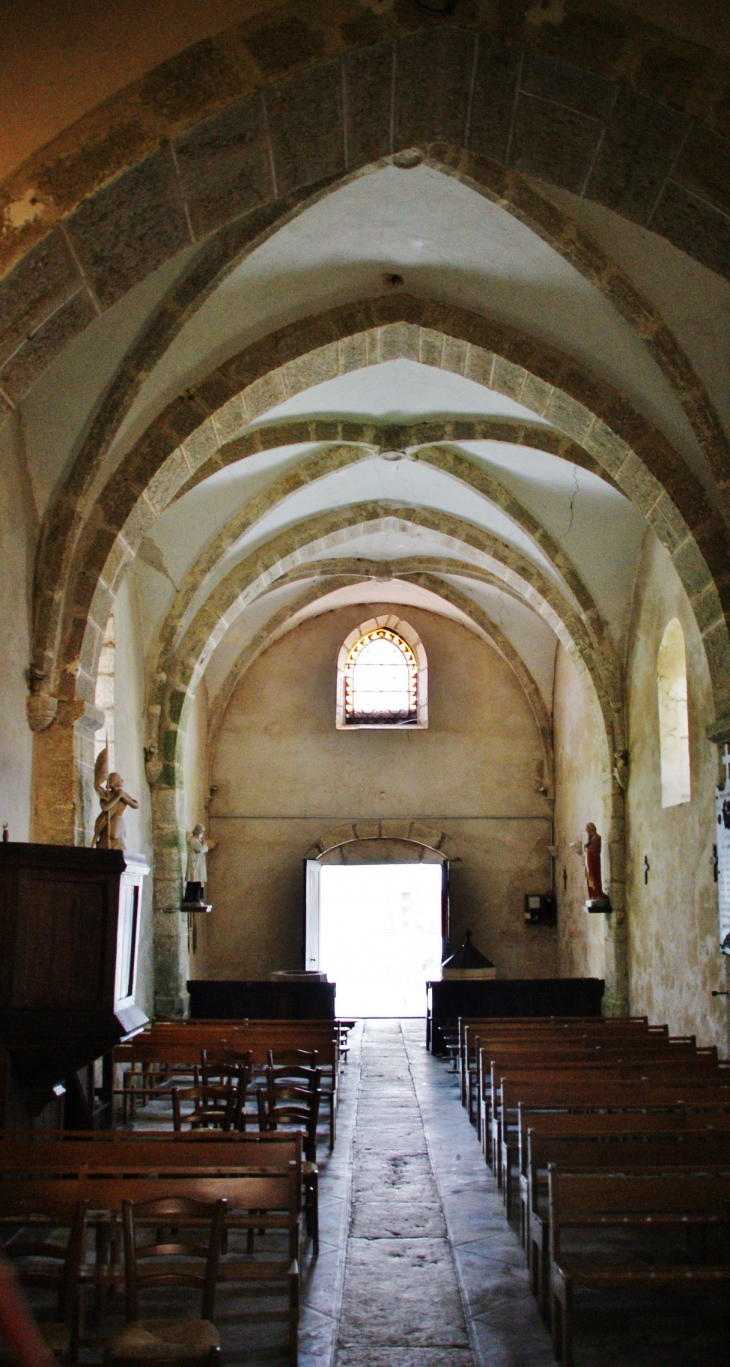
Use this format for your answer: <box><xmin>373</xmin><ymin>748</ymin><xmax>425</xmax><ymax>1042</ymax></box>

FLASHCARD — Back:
<box><xmin>304</xmin><ymin>830</ymin><xmax>453</xmax><ymax>1017</ymax></box>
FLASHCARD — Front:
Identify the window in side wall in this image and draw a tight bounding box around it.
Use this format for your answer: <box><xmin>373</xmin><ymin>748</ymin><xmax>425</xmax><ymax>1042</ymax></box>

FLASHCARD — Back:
<box><xmin>94</xmin><ymin>612</ymin><xmax>115</xmax><ymax>769</ymax></box>
<box><xmin>336</xmin><ymin>615</ymin><xmax>428</xmax><ymax>729</ymax></box>
<box><xmin>657</xmin><ymin>617</ymin><xmax>691</xmax><ymax>808</ymax></box>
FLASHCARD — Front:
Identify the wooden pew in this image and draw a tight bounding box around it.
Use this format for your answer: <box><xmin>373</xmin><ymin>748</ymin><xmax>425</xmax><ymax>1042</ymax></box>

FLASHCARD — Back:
<box><xmin>459</xmin><ymin>1017</ymin><xmax>659</xmax><ymax>1110</ymax></box>
<box><xmin>548</xmin><ymin>1168</ymin><xmax>730</xmax><ymax>1367</ymax></box>
<box><xmin>477</xmin><ymin>1034</ymin><xmax>722</xmax><ymax>1141</ymax></box>
<box><xmin>488</xmin><ymin>1050</ymin><xmax>728</xmax><ymax>1167</ymax></box>
<box><xmin>478</xmin><ymin>1042</ymin><xmax>710</xmax><ymax>1146</ymax></box>
<box><xmin>496</xmin><ymin>1077</ymin><xmax>730</xmax><ymax>1197</ymax></box>
<box><xmin>517</xmin><ymin>1106</ymin><xmax>730</xmax><ymax>1244</ymax></box>
<box><xmin>0</xmin><ymin>1128</ymin><xmax>320</xmax><ymax>1257</ymax></box>
<box><xmin>0</xmin><ymin>1168</ymin><xmax>302</xmax><ymax>1363</ymax></box>
<box><xmin>526</xmin><ymin>1129</ymin><xmax>730</xmax><ymax>1313</ymax></box>
<box><xmin>468</xmin><ymin>1019</ymin><xmax>677</xmax><ymax>1127</ymax></box>
<box><xmin>115</xmin><ymin>1020</ymin><xmax>341</xmax><ymax>1132</ymax></box>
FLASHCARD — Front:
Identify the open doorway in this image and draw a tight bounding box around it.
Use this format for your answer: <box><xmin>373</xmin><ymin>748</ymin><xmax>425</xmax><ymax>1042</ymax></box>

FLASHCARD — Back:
<box><xmin>318</xmin><ymin>864</ymin><xmax>443</xmax><ymax>1016</ymax></box>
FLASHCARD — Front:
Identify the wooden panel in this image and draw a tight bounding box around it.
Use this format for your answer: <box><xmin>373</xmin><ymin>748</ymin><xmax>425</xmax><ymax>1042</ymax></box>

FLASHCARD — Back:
<box><xmin>426</xmin><ymin>978</ymin><xmax>605</xmax><ymax>1052</ymax></box>
<box><xmin>187</xmin><ymin>979</ymin><xmax>336</xmax><ymax>1019</ymax></box>
<box><xmin>14</xmin><ymin>872</ymin><xmax>108</xmax><ymax>1010</ymax></box>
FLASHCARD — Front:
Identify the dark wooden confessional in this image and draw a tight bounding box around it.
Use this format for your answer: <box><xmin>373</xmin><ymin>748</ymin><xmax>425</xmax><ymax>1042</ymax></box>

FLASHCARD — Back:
<box><xmin>0</xmin><ymin>843</ymin><xmax>149</xmax><ymax>1128</ymax></box>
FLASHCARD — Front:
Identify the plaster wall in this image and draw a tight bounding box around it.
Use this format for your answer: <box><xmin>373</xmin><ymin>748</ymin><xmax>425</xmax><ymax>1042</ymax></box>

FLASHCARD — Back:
<box><xmin>553</xmin><ymin>642</ymin><xmax>608</xmax><ymax>981</ymax></box>
<box><xmin>203</xmin><ymin>604</ymin><xmax>556</xmax><ymax>984</ymax></box>
<box><xmin>625</xmin><ymin>533</ymin><xmax>730</xmax><ymax>1050</ymax></box>
<box><xmin>112</xmin><ymin>576</ymin><xmax>155</xmax><ymax>1018</ymax></box>
<box><xmin>0</xmin><ymin>414</ymin><xmax>36</xmax><ymax>841</ymax></box>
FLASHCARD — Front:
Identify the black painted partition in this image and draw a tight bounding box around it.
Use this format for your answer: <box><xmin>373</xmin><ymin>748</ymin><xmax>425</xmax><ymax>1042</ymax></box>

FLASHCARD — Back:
<box><xmin>188</xmin><ymin>979</ymin><xmax>336</xmax><ymax>1020</ymax></box>
<box><xmin>426</xmin><ymin>978</ymin><xmax>605</xmax><ymax>1053</ymax></box>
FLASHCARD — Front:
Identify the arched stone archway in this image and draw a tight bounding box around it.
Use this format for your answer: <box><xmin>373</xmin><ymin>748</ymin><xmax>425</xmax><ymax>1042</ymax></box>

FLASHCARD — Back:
<box><xmin>148</xmin><ymin>509</ymin><xmax>626</xmax><ymax>1019</ymax></box>
<box><xmin>304</xmin><ymin>822</ymin><xmax>458</xmax><ymax>864</ymax></box>
<box><xmin>38</xmin><ymin>302</ymin><xmax>727</xmax><ymax>738</ymax></box>
<box><xmin>4</xmin><ymin>7</ymin><xmax>730</xmax><ymax>411</ymax></box>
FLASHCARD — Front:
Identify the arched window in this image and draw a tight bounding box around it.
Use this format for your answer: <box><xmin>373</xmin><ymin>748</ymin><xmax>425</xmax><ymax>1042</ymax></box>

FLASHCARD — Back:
<box><xmin>336</xmin><ymin>615</ymin><xmax>427</xmax><ymax>729</ymax></box>
<box><xmin>657</xmin><ymin>617</ymin><xmax>691</xmax><ymax>808</ymax></box>
<box><xmin>94</xmin><ymin>613</ymin><xmax>115</xmax><ymax>768</ymax></box>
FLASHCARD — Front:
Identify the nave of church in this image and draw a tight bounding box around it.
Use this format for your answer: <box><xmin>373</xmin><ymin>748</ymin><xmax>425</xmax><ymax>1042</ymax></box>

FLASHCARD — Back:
<box><xmin>2</xmin><ymin>0</ymin><xmax>730</xmax><ymax>1362</ymax></box>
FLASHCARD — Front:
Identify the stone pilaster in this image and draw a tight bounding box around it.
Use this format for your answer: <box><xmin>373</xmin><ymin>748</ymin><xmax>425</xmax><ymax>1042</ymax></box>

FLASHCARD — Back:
<box><xmin>31</xmin><ymin>700</ymin><xmax>104</xmax><ymax>845</ymax></box>
<box><xmin>603</xmin><ymin>785</ymin><xmax>629</xmax><ymax>1016</ymax></box>
<box><xmin>151</xmin><ymin>781</ymin><xmax>189</xmax><ymax>1017</ymax></box>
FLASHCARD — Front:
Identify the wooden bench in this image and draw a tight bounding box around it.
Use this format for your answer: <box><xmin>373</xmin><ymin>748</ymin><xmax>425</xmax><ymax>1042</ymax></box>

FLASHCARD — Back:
<box><xmin>478</xmin><ymin>1037</ymin><xmax>723</xmax><ymax>1143</ymax></box>
<box><xmin>516</xmin><ymin>1105</ymin><xmax>730</xmax><ymax>1245</ymax></box>
<box><xmin>548</xmin><ymin>1168</ymin><xmax>730</xmax><ymax>1367</ymax></box>
<box><xmin>526</xmin><ymin>1130</ymin><xmax>730</xmax><ymax>1314</ymax></box>
<box><xmin>115</xmin><ymin>1021</ymin><xmax>341</xmax><ymax>1137</ymax></box>
<box><xmin>495</xmin><ymin>1077</ymin><xmax>730</xmax><ymax>1198</ymax></box>
<box><xmin>489</xmin><ymin>1055</ymin><xmax>730</xmax><ymax>1161</ymax></box>
<box><xmin>0</xmin><ymin>1168</ymin><xmax>302</xmax><ymax>1363</ymax></box>
<box><xmin>459</xmin><ymin>1017</ymin><xmax>660</xmax><ymax>1111</ymax></box>
<box><xmin>477</xmin><ymin>1045</ymin><xmax>696</xmax><ymax>1152</ymax></box>
<box><xmin>0</xmin><ymin>1128</ymin><xmax>320</xmax><ymax>1257</ymax></box>
<box><xmin>469</xmin><ymin>1021</ymin><xmax>679</xmax><ymax>1131</ymax></box>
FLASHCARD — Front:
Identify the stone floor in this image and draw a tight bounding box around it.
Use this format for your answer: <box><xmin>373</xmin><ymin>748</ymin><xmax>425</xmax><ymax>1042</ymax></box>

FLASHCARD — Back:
<box><xmin>302</xmin><ymin>1019</ymin><xmax>729</xmax><ymax>1367</ymax></box>
<box><xmin>30</xmin><ymin>1020</ymin><xmax>730</xmax><ymax>1366</ymax></box>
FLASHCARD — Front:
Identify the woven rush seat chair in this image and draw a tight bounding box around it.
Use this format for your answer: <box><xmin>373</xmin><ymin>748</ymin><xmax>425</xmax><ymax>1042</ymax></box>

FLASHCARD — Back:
<box><xmin>0</xmin><ymin>1197</ymin><xmax>88</xmax><ymax>1364</ymax></box>
<box><xmin>266</xmin><ymin>1052</ymin><xmax>336</xmax><ymax>1150</ymax></box>
<box><xmin>198</xmin><ymin>1052</ymin><xmax>253</xmax><ymax>1131</ymax></box>
<box><xmin>106</xmin><ymin>1196</ymin><xmax>226</xmax><ymax>1367</ymax></box>
<box><xmin>170</xmin><ymin>1077</ymin><xmax>246</xmax><ymax>1134</ymax></box>
<box><xmin>257</xmin><ymin>1070</ymin><xmax>322</xmax><ymax>1255</ymax></box>
<box><xmin>257</xmin><ymin>1071</ymin><xmax>321</xmax><ymax>1164</ymax></box>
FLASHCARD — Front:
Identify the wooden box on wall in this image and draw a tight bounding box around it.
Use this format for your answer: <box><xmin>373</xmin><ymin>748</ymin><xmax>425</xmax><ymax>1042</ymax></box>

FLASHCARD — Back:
<box><xmin>0</xmin><ymin>843</ymin><xmax>149</xmax><ymax>1101</ymax></box>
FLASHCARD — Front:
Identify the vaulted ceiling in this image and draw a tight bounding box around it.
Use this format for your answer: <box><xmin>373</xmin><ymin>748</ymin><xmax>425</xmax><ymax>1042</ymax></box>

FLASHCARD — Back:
<box><xmin>4</xmin><ymin>4</ymin><xmax>730</xmax><ymax>761</ymax></box>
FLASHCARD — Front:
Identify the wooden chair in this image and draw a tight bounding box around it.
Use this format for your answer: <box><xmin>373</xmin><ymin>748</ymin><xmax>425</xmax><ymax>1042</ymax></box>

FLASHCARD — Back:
<box><xmin>257</xmin><ymin>1073</ymin><xmax>321</xmax><ymax>1254</ymax></box>
<box><xmin>265</xmin><ymin>1054</ymin><xmax>335</xmax><ymax>1149</ymax></box>
<box><xmin>107</xmin><ymin>1196</ymin><xmax>226</xmax><ymax>1367</ymax></box>
<box><xmin>0</xmin><ymin>1198</ymin><xmax>87</xmax><ymax>1363</ymax></box>
<box><xmin>199</xmin><ymin>1050</ymin><xmax>251</xmax><ymax>1082</ymax></box>
<box><xmin>171</xmin><ymin>1079</ymin><xmax>245</xmax><ymax>1134</ymax></box>
<box><xmin>257</xmin><ymin>1073</ymin><xmax>321</xmax><ymax>1160</ymax></box>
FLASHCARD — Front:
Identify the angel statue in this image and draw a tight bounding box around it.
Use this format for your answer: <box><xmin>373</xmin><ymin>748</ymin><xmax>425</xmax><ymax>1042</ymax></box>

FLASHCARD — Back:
<box><xmin>92</xmin><ymin>747</ymin><xmax>138</xmax><ymax>850</ymax></box>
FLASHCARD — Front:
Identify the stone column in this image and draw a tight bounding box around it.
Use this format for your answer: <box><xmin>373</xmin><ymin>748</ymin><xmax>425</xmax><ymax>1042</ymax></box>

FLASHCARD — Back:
<box><xmin>31</xmin><ymin>700</ymin><xmax>105</xmax><ymax>845</ymax></box>
<box><xmin>151</xmin><ymin>781</ymin><xmax>189</xmax><ymax>1017</ymax></box>
<box><xmin>604</xmin><ymin>783</ymin><xmax>629</xmax><ymax>1016</ymax></box>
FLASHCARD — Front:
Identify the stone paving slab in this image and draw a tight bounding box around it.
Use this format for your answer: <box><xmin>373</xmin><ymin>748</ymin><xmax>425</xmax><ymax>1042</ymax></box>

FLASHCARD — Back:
<box><xmin>336</xmin><ymin>1349</ymin><xmax>474</xmax><ymax>1367</ymax></box>
<box><xmin>349</xmin><ymin>1196</ymin><xmax>447</xmax><ymax>1239</ymax></box>
<box><xmin>335</xmin><ymin>1021</ymin><xmax>474</xmax><ymax>1367</ymax></box>
<box><xmin>340</xmin><ymin>1237</ymin><xmax>471</xmax><ymax>1348</ymax></box>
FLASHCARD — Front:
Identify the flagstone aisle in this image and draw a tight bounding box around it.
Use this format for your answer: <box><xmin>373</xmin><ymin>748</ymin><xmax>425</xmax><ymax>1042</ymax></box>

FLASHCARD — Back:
<box><xmin>334</xmin><ymin>1019</ymin><xmax>473</xmax><ymax>1367</ymax></box>
<box><xmin>304</xmin><ymin>1019</ymin><xmax>550</xmax><ymax>1367</ymax></box>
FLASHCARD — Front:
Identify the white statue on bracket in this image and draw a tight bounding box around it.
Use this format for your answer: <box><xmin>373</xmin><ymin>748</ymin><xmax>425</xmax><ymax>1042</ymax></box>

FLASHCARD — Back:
<box><xmin>184</xmin><ymin>823</ymin><xmax>216</xmax><ymax>908</ymax></box>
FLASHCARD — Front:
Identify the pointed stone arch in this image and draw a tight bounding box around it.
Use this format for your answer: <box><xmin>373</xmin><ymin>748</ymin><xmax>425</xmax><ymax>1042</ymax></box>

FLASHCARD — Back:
<box><xmin>148</xmin><ymin>505</ymin><xmax>626</xmax><ymax>1018</ymax></box>
<box><xmin>45</xmin><ymin>301</ymin><xmax>728</xmax><ymax>747</ymax></box>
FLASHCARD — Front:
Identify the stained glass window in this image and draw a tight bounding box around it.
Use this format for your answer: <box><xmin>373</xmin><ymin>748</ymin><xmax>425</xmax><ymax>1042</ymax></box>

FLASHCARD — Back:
<box><xmin>344</xmin><ymin>628</ymin><xmax>418</xmax><ymax>726</ymax></box>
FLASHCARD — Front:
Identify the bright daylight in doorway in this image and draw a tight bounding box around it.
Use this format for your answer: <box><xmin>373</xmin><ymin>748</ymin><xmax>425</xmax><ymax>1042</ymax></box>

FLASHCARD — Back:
<box><xmin>318</xmin><ymin>864</ymin><xmax>443</xmax><ymax>1017</ymax></box>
